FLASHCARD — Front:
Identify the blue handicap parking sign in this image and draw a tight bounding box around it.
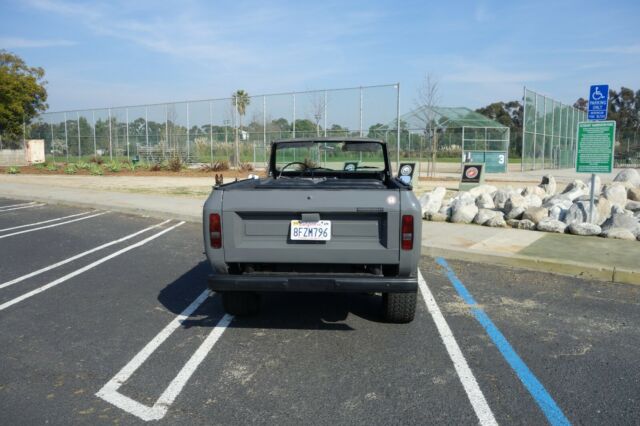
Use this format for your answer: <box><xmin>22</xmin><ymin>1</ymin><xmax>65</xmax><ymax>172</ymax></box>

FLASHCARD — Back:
<box><xmin>588</xmin><ymin>85</ymin><xmax>609</xmax><ymax>121</ymax></box>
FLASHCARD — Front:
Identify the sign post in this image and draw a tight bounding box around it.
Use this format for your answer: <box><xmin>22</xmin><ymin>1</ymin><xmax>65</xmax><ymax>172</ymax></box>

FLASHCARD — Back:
<box><xmin>576</xmin><ymin>121</ymin><xmax>616</xmax><ymax>222</ymax></box>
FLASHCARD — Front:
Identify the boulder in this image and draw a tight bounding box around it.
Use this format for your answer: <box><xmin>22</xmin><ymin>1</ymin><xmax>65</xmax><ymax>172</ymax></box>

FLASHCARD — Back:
<box><xmin>549</xmin><ymin>205</ymin><xmax>568</xmax><ymax>222</ymax></box>
<box><xmin>451</xmin><ymin>191</ymin><xmax>476</xmax><ymax>207</ymax></box>
<box><xmin>602</xmin><ymin>183</ymin><xmax>628</xmax><ymax>208</ymax></box>
<box><xmin>438</xmin><ymin>204</ymin><xmax>452</xmax><ymax>219</ymax></box>
<box><xmin>493</xmin><ymin>189</ymin><xmax>512</xmax><ymax>210</ymax></box>
<box><xmin>601</xmin><ymin>207</ymin><xmax>640</xmax><ymax>237</ymax></box>
<box><xmin>469</xmin><ymin>184</ymin><xmax>497</xmax><ymax>198</ymax></box>
<box><xmin>561</xmin><ymin>180</ymin><xmax>587</xmax><ymax>201</ymax></box>
<box><xmin>543</xmin><ymin>195</ymin><xmax>573</xmax><ymax>210</ymax></box>
<box><xmin>523</xmin><ymin>186</ymin><xmax>547</xmax><ymax>199</ymax></box>
<box><xmin>506</xmin><ymin>219</ymin><xmax>537</xmax><ymax>230</ymax></box>
<box><xmin>451</xmin><ymin>204</ymin><xmax>479</xmax><ymax>224</ymax></box>
<box><xmin>602</xmin><ymin>228</ymin><xmax>637</xmax><ymax>241</ymax></box>
<box><xmin>420</xmin><ymin>187</ymin><xmax>446</xmax><ymax>218</ymax></box>
<box><xmin>522</xmin><ymin>206</ymin><xmax>549</xmax><ymax>224</ymax></box>
<box><xmin>626</xmin><ymin>200</ymin><xmax>640</xmax><ymax>212</ymax></box>
<box><xmin>485</xmin><ymin>215</ymin><xmax>507</xmax><ymax>228</ymax></box>
<box><xmin>628</xmin><ymin>187</ymin><xmax>640</xmax><ymax>202</ymax></box>
<box><xmin>613</xmin><ymin>169</ymin><xmax>640</xmax><ymax>187</ymax></box>
<box><xmin>539</xmin><ymin>175</ymin><xmax>556</xmax><ymax>196</ymax></box>
<box><xmin>536</xmin><ymin>218</ymin><xmax>567</xmax><ymax>233</ymax></box>
<box><xmin>564</xmin><ymin>198</ymin><xmax>611</xmax><ymax>226</ymax></box>
<box><xmin>504</xmin><ymin>193</ymin><xmax>526</xmax><ymax>212</ymax></box>
<box><xmin>427</xmin><ymin>212</ymin><xmax>448</xmax><ymax>222</ymax></box>
<box><xmin>523</xmin><ymin>194</ymin><xmax>543</xmax><ymax>208</ymax></box>
<box><xmin>568</xmin><ymin>223</ymin><xmax>602</xmax><ymax>236</ymax></box>
<box><xmin>473</xmin><ymin>208</ymin><xmax>501</xmax><ymax>225</ymax></box>
<box><xmin>505</xmin><ymin>206</ymin><xmax>526</xmax><ymax>220</ymax></box>
<box><xmin>475</xmin><ymin>193</ymin><xmax>495</xmax><ymax>209</ymax></box>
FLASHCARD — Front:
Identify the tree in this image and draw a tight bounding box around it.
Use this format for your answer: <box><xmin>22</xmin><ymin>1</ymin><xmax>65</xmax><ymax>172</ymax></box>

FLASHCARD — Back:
<box><xmin>310</xmin><ymin>92</ymin><xmax>326</xmax><ymax>136</ymax></box>
<box><xmin>573</xmin><ymin>98</ymin><xmax>587</xmax><ymax>112</ymax></box>
<box><xmin>231</xmin><ymin>89</ymin><xmax>250</xmax><ymax>167</ymax></box>
<box><xmin>414</xmin><ymin>73</ymin><xmax>441</xmax><ymax>176</ymax></box>
<box><xmin>0</xmin><ymin>50</ymin><xmax>48</xmax><ymax>147</ymax></box>
<box><xmin>475</xmin><ymin>100</ymin><xmax>523</xmax><ymax>157</ymax></box>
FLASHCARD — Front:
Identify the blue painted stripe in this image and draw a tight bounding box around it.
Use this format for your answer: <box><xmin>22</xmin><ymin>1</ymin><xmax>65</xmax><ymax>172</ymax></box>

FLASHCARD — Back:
<box><xmin>435</xmin><ymin>257</ymin><xmax>571</xmax><ymax>426</ymax></box>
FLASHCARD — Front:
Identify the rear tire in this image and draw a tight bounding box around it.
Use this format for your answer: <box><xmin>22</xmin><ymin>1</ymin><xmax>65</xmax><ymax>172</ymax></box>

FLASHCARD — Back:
<box><xmin>383</xmin><ymin>291</ymin><xmax>417</xmax><ymax>323</ymax></box>
<box><xmin>221</xmin><ymin>292</ymin><xmax>260</xmax><ymax>316</ymax></box>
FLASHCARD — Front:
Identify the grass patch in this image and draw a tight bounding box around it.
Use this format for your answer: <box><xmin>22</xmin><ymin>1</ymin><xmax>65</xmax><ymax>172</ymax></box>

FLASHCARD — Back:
<box><xmin>6</xmin><ymin>166</ymin><xmax>20</xmax><ymax>174</ymax></box>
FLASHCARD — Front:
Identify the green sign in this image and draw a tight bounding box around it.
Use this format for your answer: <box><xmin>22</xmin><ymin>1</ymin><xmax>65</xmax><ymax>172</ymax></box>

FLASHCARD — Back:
<box><xmin>576</xmin><ymin>121</ymin><xmax>616</xmax><ymax>173</ymax></box>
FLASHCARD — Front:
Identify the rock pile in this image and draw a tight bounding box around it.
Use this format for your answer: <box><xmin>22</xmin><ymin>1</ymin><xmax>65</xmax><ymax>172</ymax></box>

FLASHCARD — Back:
<box><xmin>419</xmin><ymin>169</ymin><xmax>640</xmax><ymax>241</ymax></box>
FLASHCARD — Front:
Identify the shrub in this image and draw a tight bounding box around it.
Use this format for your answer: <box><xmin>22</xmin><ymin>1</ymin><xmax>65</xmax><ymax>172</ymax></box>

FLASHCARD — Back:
<box><xmin>149</xmin><ymin>162</ymin><xmax>162</xmax><ymax>172</ymax></box>
<box><xmin>76</xmin><ymin>161</ymin><xmax>91</xmax><ymax>170</ymax></box>
<box><xmin>239</xmin><ymin>162</ymin><xmax>254</xmax><ymax>172</ymax></box>
<box><xmin>64</xmin><ymin>164</ymin><xmax>77</xmax><ymax>175</ymax></box>
<box><xmin>89</xmin><ymin>155</ymin><xmax>104</xmax><ymax>165</ymax></box>
<box><xmin>89</xmin><ymin>164</ymin><xmax>103</xmax><ymax>175</ymax></box>
<box><xmin>7</xmin><ymin>166</ymin><xmax>20</xmax><ymax>174</ymax></box>
<box><xmin>211</xmin><ymin>160</ymin><xmax>229</xmax><ymax>171</ymax></box>
<box><xmin>107</xmin><ymin>161</ymin><xmax>121</xmax><ymax>173</ymax></box>
<box><xmin>35</xmin><ymin>162</ymin><xmax>47</xmax><ymax>170</ymax></box>
<box><xmin>124</xmin><ymin>162</ymin><xmax>137</xmax><ymax>172</ymax></box>
<box><xmin>46</xmin><ymin>164</ymin><xmax>58</xmax><ymax>172</ymax></box>
<box><xmin>167</xmin><ymin>156</ymin><xmax>183</xmax><ymax>172</ymax></box>
<box><xmin>302</xmin><ymin>157</ymin><xmax>318</xmax><ymax>169</ymax></box>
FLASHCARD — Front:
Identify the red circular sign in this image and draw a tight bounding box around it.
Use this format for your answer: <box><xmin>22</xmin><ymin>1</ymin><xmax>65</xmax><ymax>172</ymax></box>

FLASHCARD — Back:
<box><xmin>465</xmin><ymin>166</ymin><xmax>479</xmax><ymax>179</ymax></box>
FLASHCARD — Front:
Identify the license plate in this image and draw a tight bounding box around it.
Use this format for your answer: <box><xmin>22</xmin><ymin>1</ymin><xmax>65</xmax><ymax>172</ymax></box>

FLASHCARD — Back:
<box><xmin>290</xmin><ymin>220</ymin><xmax>331</xmax><ymax>241</ymax></box>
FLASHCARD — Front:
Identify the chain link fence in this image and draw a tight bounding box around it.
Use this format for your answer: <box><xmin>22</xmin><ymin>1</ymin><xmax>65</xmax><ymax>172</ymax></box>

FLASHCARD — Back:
<box><xmin>522</xmin><ymin>88</ymin><xmax>587</xmax><ymax>171</ymax></box>
<box><xmin>26</xmin><ymin>84</ymin><xmax>402</xmax><ymax>169</ymax></box>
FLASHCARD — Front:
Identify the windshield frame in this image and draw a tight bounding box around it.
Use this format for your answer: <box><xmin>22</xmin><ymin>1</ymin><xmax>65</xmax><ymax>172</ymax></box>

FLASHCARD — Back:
<box><xmin>268</xmin><ymin>138</ymin><xmax>390</xmax><ymax>179</ymax></box>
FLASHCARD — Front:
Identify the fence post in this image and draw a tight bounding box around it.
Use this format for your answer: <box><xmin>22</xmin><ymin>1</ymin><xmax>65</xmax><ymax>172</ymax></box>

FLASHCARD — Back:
<box><xmin>64</xmin><ymin>112</ymin><xmax>69</xmax><ymax>162</ymax></box>
<box><xmin>77</xmin><ymin>111</ymin><xmax>81</xmax><ymax>160</ymax></box>
<box><xmin>49</xmin><ymin>121</ymin><xmax>55</xmax><ymax>163</ymax></box>
<box><xmin>263</xmin><ymin>96</ymin><xmax>267</xmax><ymax>167</ymax></box>
<box><xmin>323</xmin><ymin>91</ymin><xmax>327</xmax><ymax>137</ymax></box>
<box><xmin>209</xmin><ymin>101</ymin><xmax>214</xmax><ymax>166</ymax></box>
<box><xmin>395</xmin><ymin>83</ymin><xmax>400</xmax><ymax>171</ymax></box>
<box><xmin>108</xmin><ymin>108</ymin><xmax>113</xmax><ymax>161</ymax></box>
<box><xmin>186</xmin><ymin>102</ymin><xmax>190</xmax><ymax>162</ymax></box>
<box><xmin>92</xmin><ymin>110</ymin><xmax>97</xmax><ymax>158</ymax></box>
<box><xmin>125</xmin><ymin>108</ymin><xmax>129</xmax><ymax>159</ymax></box>
<box><xmin>292</xmin><ymin>93</ymin><xmax>296</xmax><ymax>138</ymax></box>
<box><xmin>359</xmin><ymin>86</ymin><xmax>363</xmax><ymax>137</ymax></box>
<box><xmin>521</xmin><ymin>87</ymin><xmax>526</xmax><ymax>172</ymax></box>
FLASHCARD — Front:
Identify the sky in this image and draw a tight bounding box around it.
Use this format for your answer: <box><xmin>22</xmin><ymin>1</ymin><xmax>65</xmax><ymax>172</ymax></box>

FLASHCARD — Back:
<box><xmin>1</xmin><ymin>0</ymin><xmax>639</xmax><ymax>114</ymax></box>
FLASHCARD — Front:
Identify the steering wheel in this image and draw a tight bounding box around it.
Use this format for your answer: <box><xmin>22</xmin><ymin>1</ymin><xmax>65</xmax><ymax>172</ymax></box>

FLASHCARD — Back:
<box><xmin>279</xmin><ymin>161</ymin><xmax>308</xmax><ymax>178</ymax></box>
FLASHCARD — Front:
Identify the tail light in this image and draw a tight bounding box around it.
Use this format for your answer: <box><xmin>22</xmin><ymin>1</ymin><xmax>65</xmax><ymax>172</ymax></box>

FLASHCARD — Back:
<box><xmin>401</xmin><ymin>214</ymin><xmax>413</xmax><ymax>250</ymax></box>
<box><xmin>209</xmin><ymin>213</ymin><xmax>222</xmax><ymax>248</ymax></box>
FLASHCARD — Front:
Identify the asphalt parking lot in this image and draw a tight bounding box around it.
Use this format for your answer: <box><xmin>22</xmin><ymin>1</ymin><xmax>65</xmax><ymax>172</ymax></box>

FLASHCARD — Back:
<box><xmin>0</xmin><ymin>198</ymin><xmax>639</xmax><ymax>425</ymax></box>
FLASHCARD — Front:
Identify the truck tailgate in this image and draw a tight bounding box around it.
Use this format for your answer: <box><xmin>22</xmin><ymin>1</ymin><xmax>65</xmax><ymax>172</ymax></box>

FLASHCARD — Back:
<box><xmin>221</xmin><ymin>189</ymin><xmax>400</xmax><ymax>264</ymax></box>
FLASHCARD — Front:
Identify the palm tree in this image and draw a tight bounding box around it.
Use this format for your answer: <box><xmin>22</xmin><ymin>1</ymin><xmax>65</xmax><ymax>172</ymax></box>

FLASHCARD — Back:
<box><xmin>231</xmin><ymin>90</ymin><xmax>250</xmax><ymax>167</ymax></box>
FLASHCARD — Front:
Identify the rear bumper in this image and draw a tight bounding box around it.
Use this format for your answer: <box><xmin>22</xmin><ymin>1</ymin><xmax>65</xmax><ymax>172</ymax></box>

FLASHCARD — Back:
<box><xmin>208</xmin><ymin>274</ymin><xmax>417</xmax><ymax>293</ymax></box>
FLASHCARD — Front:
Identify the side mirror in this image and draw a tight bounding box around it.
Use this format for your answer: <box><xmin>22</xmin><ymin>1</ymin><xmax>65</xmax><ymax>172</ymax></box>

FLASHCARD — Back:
<box><xmin>397</xmin><ymin>162</ymin><xmax>415</xmax><ymax>185</ymax></box>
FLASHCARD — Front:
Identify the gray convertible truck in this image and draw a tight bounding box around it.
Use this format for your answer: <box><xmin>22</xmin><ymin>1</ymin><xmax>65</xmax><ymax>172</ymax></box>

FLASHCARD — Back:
<box><xmin>203</xmin><ymin>138</ymin><xmax>422</xmax><ymax>323</ymax></box>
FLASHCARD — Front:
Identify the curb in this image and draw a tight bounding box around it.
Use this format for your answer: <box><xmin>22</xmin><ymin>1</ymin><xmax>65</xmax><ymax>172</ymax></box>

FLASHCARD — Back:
<box><xmin>422</xmin><ymin>244</ymin><xmax>640</xmax><ymax>286</ymax></box>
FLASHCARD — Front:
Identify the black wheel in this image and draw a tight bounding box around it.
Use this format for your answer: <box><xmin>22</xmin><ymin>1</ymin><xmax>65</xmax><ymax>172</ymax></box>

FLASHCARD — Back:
<box><xmin>221</xmin><ymin>292</ymin><xmax>260</xmax><ymax>316</ymax></box>
<box><xmin>383</xmin><ymin>291</ymin><xmax>417</xmax><ymax>323</ymax></box>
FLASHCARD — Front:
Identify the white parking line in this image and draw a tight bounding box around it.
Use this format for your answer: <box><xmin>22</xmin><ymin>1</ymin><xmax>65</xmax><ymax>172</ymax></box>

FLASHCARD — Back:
<box><xmin>0</xmin><ymin>203</ymin><xmax>46</xmax><ymax>213</ymax></box>
<box><xmin>0</xmin><ymin>220</ymin><xmax>171</xmax><ymax>290</ymax></box>
<box><xmin>0</xmin><ymin>202</ymin><xmax>37</xmax><ymax>210</ymax></box>
<box><xmin>0</xmin><ymin>211</ymin><xmax>107</xmax><ymax>240</ymax></box>
<box><xmin>418</xmin><ymin>270</ymin><xmax>498</xmax><ymax>426</ymax></box>
<box><xmin>97</xmin><ymin>291</ymin><xmax>232</xmax><ymax>421</ymax></box>
<box><xmin>0</xmin><ymin>221</ymin><xmax>185</xmax><ymax>312</ymax></box>
<box><xmin>0</xmin><ymin>211</ymin><xmax>92</xmax><ymax>233</ymax></box>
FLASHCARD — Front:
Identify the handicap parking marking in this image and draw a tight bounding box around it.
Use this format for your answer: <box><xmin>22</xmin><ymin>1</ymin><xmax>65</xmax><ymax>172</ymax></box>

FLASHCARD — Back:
<box><xmin>417</xmin><ymin>269</ymin><xmax>498</xmax><ymax>426</ymax></box>
<box><xmin>0</xmin><ymin>210</ymin><xmax>93</xmax><ymax>233</ymax></box>
<box><xmin>0</xmin><ymin>203</ymin><xmax>46</xmax><ymax>213</ymax></box>
<box><xmin>96</xmin><ymin>290</ymin><xmax>232</xmax><ymax>422</ymax></box>
<box><xmin>0</xmin><ymin>221</ymin><xmax>185</xmax><ymax>312</ymax></box>
<box><xmin>435</xmin><ymin>257</ymin><xmax>571</xmax><ymax>426</ymax></box>
<box><xmin>0</xmin><ymin>219</ymin><xmax>171</xmax><ymax>290</ymax></box>
<box><xmin>0</xmin><ymin>211</ymin><xmax>107</xmax><ymax>240</ymax></box>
